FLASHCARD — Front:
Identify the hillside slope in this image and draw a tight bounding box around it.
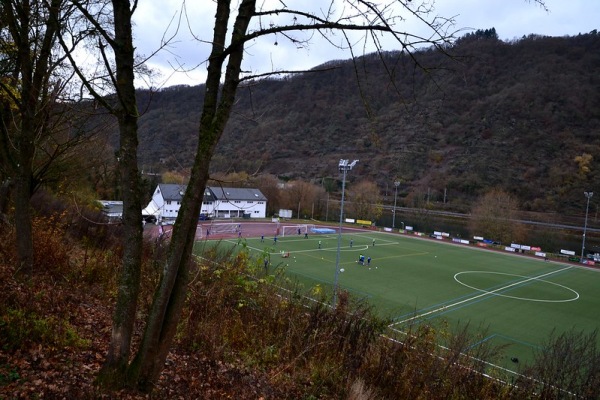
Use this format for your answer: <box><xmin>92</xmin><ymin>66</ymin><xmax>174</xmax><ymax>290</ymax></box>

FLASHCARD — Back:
<box><xmin>131</xmin><ymin>31</ymin><xmax>600</xmax><ymax>214</ymax></box>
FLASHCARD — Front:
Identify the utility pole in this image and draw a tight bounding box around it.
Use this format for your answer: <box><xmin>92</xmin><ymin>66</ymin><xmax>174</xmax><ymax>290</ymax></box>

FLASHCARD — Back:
<box><xmin>393</xmin><ymin>180</ymin><xmax>401</xmax><ymax>228</ymax></box>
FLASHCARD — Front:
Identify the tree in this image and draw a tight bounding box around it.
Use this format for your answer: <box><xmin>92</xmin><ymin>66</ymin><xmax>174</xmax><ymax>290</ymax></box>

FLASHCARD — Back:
<box><xmin>280</xmin><ymin>179</ymin><xmax>323</xmax><ymax>219</ymax></box>
<box><xmin>469</xmin><ymin>188</ymin><xmax>524</xmax><ymax>244</ymax></box>
<box><xmin>55</xmin><ymin>0</ymin><xmax>146</xmax><ymax>386</ymax></box>
<box><xmin>0</xmin><ymin>0</ymin><xmax>90</xmax><ymax>273</ymax></box>
<box><xmin>575</xmin><ymin>152</ymin><xmax>593</xmax><ymax>177</ymax></box>
<box><xmin>347</xmin><ymin>180</ymin><xmax>383</xmax><ymax>221</ymax></box>
<box><xmin>250</xmin><ymin>173</ymin><xmax>281</xmax><ymax>216</ymax></box>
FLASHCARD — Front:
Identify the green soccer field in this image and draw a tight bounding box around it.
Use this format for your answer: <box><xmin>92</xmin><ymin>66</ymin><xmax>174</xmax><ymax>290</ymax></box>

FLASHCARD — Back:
<box><xmin>213</xmin><ymin>228</ymin><xmax>600</xmax><ymax>369</ymax></box>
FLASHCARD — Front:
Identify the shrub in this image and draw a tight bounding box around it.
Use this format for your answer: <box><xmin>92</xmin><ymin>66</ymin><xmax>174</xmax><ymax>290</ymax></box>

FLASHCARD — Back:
<box><xmin>0</xmin><ymin>308</ymin><xmax>89</xmax><ymax>351</ymax></box>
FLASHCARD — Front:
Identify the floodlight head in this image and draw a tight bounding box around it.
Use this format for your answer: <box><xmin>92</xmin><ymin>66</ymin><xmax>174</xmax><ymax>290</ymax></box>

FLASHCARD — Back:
<box><xmin>585</xmin><ymin>191</ymin><xmax>594</xmax><ymax>199</ymax></box>
<box><xmin>394</xmin><ymin>180</ymin><xmax>401</xmax><ymax>187</ymax></box>
<box><xmin>338</xmin><ymin>159</ymin><xmax>358</xmax><ymax>172</ymax></box>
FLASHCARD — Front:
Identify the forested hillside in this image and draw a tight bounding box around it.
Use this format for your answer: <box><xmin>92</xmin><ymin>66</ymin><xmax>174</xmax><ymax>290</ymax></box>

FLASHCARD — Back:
<box><xmin>130</xmin><ymin>30</ymin><xmax>600</xmax><ymax>214</ymax></box>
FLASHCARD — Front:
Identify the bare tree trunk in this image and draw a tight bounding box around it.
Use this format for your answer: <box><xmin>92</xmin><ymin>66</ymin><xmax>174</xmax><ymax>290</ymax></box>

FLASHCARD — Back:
<box><xmin>130</xmin><ymin>0</ymin><xmax>255</xmax><ymax>390</ymax></box>
<box><xmin>8</xmin><ymin>0</ymin><xmax>62</xmax><ymax>274</ymax></box>
<box><xmin>14</xmin><ymin>106</ymin><xmax>35</xmax><ymax>276</ymax></box>
<box><xmin>14</xmin><ymin>164</ymin><xmax>34</xmax><ymax>273</ymax></box>
<box><xmin>97</xmin><ymin>0</ymin><xmax>143</xmax><ymax>387</ymax></box>
<box><xmin>13</xmin><ymin>8</ymin><xmax>37</xmax><ymax>274</ymax></box>
<box><xmin>0</xmin><ymin>101</ymin><xmax>16</xmax><ymax>222</ymax></box>
<box><xmin>0</xmin><ymin>179</ymin><xmax>13</xmax><ymax>220</ymax></box>
<box><xmin>99</xmin><ymin>116</ymin><xmax>143</xmax><ymax>383</ymax></box>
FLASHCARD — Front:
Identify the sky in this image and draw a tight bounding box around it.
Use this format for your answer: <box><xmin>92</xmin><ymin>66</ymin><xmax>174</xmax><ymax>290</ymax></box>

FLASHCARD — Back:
<box><xmin>131</xmin><ymin>0</ymin><xmax>600</xmax><ymax>89</ymax></box>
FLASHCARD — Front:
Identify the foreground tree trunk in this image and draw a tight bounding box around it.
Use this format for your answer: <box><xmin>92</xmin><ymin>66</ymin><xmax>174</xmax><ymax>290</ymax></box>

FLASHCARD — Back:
<box><xmin>95</xmin><ymin>0</ymin><xmax>144</xmax><ymax>387</ymax></box>
<box><xmin>2</xmin><ymin>0</ymin><xmax>62</xmax><ymax>274</ymax></box>
<box><xmin>14</xmin><ymin>147</ymin><xmax>34</xmax><ymax>273</ymax></box>
<box><xmin>130</xmin><ymin>0</ymin><xmax>256</xmax><ymax>389</ymax></box>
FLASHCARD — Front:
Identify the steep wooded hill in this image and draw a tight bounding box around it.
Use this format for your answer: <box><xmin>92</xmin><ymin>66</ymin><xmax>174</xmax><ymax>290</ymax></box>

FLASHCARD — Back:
<box><xmin>130</xmin><ymin>31</ymin><xmax>600</xmax><ymax>214</ymax></box>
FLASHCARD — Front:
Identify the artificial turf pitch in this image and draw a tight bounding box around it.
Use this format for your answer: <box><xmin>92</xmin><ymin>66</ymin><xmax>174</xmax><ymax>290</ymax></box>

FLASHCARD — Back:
<box><xmin>216</xmin><ymin>229</ymin><xmax>600</xmax><ymax>368</ymax></box>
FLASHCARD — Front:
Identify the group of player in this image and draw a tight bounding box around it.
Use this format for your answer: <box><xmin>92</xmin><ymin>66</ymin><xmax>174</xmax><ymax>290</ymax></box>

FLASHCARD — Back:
<box><xmin>261</xmin><ymin>230</ymin><xmax>309</xmax><ymax>244</ymax></box>
<box><xmin>357</xmin><ymin>253</ymin><xmax>372</xmax><ymax>266</ymax></box>
<box><xmin>265</xmin><ymin>232</ymin><xmax>377</xmax><ymax>267</ymax></box>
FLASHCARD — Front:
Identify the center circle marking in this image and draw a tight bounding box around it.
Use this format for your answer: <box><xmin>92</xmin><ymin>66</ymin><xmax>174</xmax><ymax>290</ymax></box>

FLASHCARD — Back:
<box><xmin>454</xmin><ymin>271</ymin><xmax>579</xmax><ymax>303</ymax></box>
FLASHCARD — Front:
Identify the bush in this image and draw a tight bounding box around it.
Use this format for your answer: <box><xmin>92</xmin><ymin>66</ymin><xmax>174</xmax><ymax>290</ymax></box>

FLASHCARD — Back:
<box><xmin>0</xmin><ymin>308</ymin><xmax>88</xmax><ymax>351</ymax></box>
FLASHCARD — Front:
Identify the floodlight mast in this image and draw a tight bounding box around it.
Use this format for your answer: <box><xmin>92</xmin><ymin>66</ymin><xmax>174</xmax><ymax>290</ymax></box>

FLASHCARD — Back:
<box><xmin>581</xmin><ymin>191</ymin><xmax>593</xmax><ymax>262</ymax></box>
<box><xmin>333</xmin><ymin>159</ymin><xmax>358</xmax><ymax>307</ymax></box>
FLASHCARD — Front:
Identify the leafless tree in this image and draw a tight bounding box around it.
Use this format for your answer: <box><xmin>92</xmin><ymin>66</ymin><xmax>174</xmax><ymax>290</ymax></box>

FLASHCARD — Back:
<box><xmin>56</xmin><ymin>0</ymin><xmax>148</xmax><ymax>386</ymax></box>
<box><xmin>0</xmin><ymin>0</ymin><xmax>98</xmax><ymax>273</ymax></box>
<box><xmin>469</xmin><ymin>188</ymin><xmax>524</xmax><ymax>244</ymax></box>
<box><xmin>347</xmin><ymin>180</ymin><xmax>383</xmax><ymax>221</ymax></box>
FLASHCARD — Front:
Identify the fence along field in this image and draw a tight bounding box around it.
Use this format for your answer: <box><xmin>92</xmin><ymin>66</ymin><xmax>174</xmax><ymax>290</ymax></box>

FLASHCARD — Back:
<box><xmin>196</xmin><ymin>222</ymin><xmax>600</xmax><ymax>371</ymax></box>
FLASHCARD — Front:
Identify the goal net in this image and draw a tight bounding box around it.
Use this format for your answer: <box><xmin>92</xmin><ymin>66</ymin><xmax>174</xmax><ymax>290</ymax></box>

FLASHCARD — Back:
<box><xmin>281</xmin><ymin>224</ymin><xmax>315</xmax><ymax>237</ymax></box>
<box><xmin>207</xmin><ymin>223</ymin><xmax>240</xmax><ymax>235</ymax></box>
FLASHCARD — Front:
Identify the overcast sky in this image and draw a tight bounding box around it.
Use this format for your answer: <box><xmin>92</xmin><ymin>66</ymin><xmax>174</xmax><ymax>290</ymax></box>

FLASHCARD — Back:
<box><xmin>131</xmin><ymin>0</ymin><xmax>600</xmax><ymax>88</ymax></box>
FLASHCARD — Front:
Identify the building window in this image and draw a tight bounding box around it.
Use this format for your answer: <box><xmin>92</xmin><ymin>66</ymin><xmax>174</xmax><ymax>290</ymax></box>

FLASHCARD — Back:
<box><xmin>234</xmin><ymin>200</ymin><xmax>241</xmax><ymax>203</ymax></box>
<box><xmin>258</xmin><ymin>201</ymin><xmax>264</xmax><ymax>204</ymax></box>
<box><xmin>166</xmin><ymin>200</ymin><xmax>171</xmax><ymax>205</ymax></box>
<box><xmin>248</xmin><ymin>201</ymin><xmax>254</xmax><ymax>204</ymax></box>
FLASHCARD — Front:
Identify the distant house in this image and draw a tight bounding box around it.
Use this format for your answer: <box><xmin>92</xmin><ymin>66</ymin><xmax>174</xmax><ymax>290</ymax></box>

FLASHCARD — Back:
<box><xmin>142</xmin><ymin>184</ymin><xmax>267</xmax><ymax>221</ymax></box>
<box><xmin>209</xmin><ymin>186</ymin><xmax>268</xmax><ymax>219</ymax></box>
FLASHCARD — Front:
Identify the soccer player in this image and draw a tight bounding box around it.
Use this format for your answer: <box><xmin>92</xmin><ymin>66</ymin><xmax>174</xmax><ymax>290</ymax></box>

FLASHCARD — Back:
<box><xmin>318</xmin><ymin>240</ymin><xmax>322</xmax><ymax>249</ymax></box>
<box><xmin>367</xmin><ymin>256</ymin><xmax>371</xmax><ymax>266</ymax></box>
<box><xmin>350</xmin><ymin>239</ymin><xmax>353</xmax><ymax>248</ymax></box>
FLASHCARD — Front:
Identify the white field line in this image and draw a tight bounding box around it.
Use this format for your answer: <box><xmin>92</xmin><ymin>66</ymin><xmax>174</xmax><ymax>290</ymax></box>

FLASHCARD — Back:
<box><xmin>390</xmin><ymin>265</ymin><xmax>573</xmax><ymax>327</ymax></box>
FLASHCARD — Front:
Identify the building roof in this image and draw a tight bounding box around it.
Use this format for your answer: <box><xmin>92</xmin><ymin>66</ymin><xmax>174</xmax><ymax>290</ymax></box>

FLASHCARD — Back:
<box><xmin>157</xmin><ymin>183</ymin><xmax>188</xmax><ymax>201</ymax></box>
<box><xmin>156</xmin><ymin>184</ymin><xmax>265</xmax><ymax>202</ymax></box>
<box><xmin>208</xmin><ymin>186</ymin><xmax>267</xmax><ymax>202</ymax></box>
